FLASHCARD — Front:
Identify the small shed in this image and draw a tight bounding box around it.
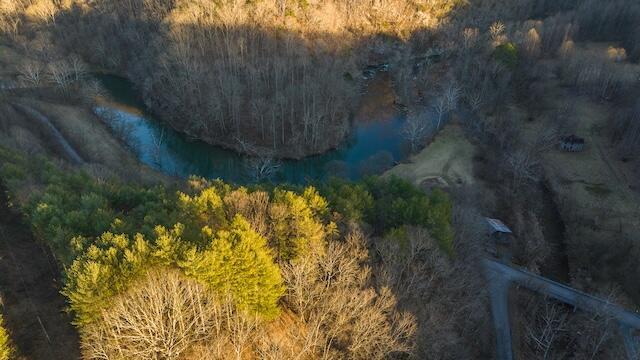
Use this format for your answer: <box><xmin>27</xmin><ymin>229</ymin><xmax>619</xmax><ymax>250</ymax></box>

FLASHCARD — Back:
<box><xmin>485</xmin><ymin>217</ymin><xmax>513</xmax><ymax>261</ymax></box>
<box><xmin>486</xmin><ymin>218</ymin><xmax>512</xmax><ymax>239</ymax></box>
<box><xmin>560</xmin><ymin>135</ymin><xmax>585</xmax><ymax>152</ymax></box>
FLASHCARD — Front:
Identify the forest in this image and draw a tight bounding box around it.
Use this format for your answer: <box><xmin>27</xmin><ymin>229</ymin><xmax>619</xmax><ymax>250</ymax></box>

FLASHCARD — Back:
<box><xmin>0</xmin><ymin>147</ymin><xmax>467</xmax><ymax>359</ymax></box>
<box><xmin>1</xmin><ymin>0</ymin><xmax>640</xmax><ymax>359</ymax></box>
<box><xmin>0</xmin><ymin>0</ymin><xmax>464</xmax><ymax>158</ymax></box>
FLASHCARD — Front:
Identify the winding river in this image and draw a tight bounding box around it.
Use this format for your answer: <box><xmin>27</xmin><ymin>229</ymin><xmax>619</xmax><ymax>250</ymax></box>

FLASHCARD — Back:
<box><xmin>95</xmin><ymin>75</ymin><xmax>408</xmax><ymax>183</ymax></box>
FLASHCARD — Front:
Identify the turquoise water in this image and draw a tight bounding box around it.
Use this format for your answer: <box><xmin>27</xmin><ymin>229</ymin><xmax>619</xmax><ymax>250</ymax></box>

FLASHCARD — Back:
<box><xmin>96</xmin><ymin>75</ymin><xmax>407</xmax><ymax>183</ymax></box>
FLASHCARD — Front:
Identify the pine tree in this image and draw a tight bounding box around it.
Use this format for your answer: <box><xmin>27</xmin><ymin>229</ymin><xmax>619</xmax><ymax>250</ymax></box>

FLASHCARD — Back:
<box><xmin>186</xmin><ymin>215</ymin><xmax>284</xmax><ymax>318</ymax></box>
<box><xmin>268</xmin><ymin>188</ymin><xmax>327</xmax><ymax>261</ymax></box>
<box><xmin>0</xmin><ymin>315</ymin><xmax>13</xmax><ymax>360</ymax></box>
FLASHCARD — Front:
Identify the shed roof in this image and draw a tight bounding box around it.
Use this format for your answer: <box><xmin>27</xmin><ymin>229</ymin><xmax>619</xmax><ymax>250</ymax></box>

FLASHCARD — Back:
<box><xmin>485</xmin><ymin>218</ymin><xmax>513</xmax><ymax>234</ymax></box>
<box><xmin>561</xmin><ymin>135</ymin><xmax>585</xmax><ymax>144</ymax></box>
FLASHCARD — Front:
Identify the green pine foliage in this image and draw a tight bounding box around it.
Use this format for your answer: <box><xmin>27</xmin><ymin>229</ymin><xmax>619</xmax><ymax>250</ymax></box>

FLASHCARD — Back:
<box><xmin>321</xmin><ymin>178</ymin><xmax>373</xmax><ymax>221</ymax></box>
<box><xmin>268</xmin><ymin>187</ymin><xmax>329</xmax><ymax>261</ymax></box>
<box><xmin>494</xmin><ymin>42</ymin><xmax>519</xmax><ymax>70</ymax></box>
<box><xmin>0</xmin><ymin>147</ymin><xmax>454</xmax><ymax>330</ymax></box>
<box><xmin>65</xmin><ymin>217</ymin><xmax>284</xmax><ymax>325</ymax></box>
<box><xmin>186</xmin><ymin>215</ymin><xmax>284</xmax><ymax>318</ymax></box>
<box><xmin>0</xmin><ymin>315</ymin><xmax>12</xmax><ymax>360</ymax></box>
<box><xmin>323</xmin><ymin>176</ymin><xmax>454</xmax><ymax>253</ymax></box>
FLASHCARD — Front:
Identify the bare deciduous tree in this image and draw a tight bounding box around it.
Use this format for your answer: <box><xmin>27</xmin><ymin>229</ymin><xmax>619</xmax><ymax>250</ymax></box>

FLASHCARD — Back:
<box><xmin>444</xmin><ymin>82</ymin><xmax>461</xmax><ymax>112</ymax></box>
<box><xmin>47</xmin><ymin>60</ymin><xmax>73</xmax><ymax>92</ymax></box>
<box><xmin>18</xmin><ymin>61</ymin><xmax>42</xmax><ymax>86</ymax></box>
<box><xmin>402</xmin><ymin>111</ymin><xmax>431</xmax><ymax>152</ymax></box>
<box><xmin>150</xmin><ymin>128</ymin><xmax>165</xmax><ymax>165</ymax></box>
<box><xmin>466</xmin><ymin>91</ymin><xmax>483</xmax><ymax>113</ymax></box>
<box><xmin>81</xmin><ymin>269</ymin><xmax>221</xmax><ymax>360</ymax></box>
<box><xmin>490</xmin><ymin>21</ymin><xmax>507</xmax><ymax>46</ymax></box>
<box><xmin>69</xmin><ymin>54</ymin><xmax>87</xmax><ymax>82</ymax></box>
<box><xmin>433</xmin><ymin>96</ymin><xmax>448</xmax><ymax>130</ymax></box>
<box><xmin>571</xmin><ymin>289</ymin><xmax>627</xmax><ymax>360</ymax></box>
<box><xmin>374</xmin><ymin>225</ymin><xmax>491</xmax><ymax>358</ymax></box>
<box><xmin>244</xmin><ymin>154</ymin><xmax>282</xmax><ymax>182</ymax></box>
<box><xmin>506</xmin><ymin>149</ymin><xmax>540</xmax><ymax>191</ymax></box>
<box><xmin>525</xmin><ymin>297</ymin><xmax>569</xmax><ymax>359</ymax></box>
<box><xmin>282</xmin><ymin>228</ymin><xmax>417</xmax><ymax>359</ymax></box>
<box><xmin>224</xmin><ymin>297</ymin><xmax>258</xmax><ymax>360</ymax></box>
<box><xmin>524</xmin><ymin>28</ymin><xmax>542</xmax><ymax>58</ymax></box>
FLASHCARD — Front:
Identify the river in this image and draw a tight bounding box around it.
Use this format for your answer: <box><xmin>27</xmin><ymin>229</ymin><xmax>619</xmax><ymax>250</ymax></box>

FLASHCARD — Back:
<box><xmin>95</xmin><ymin>75</ymin><xmax>408</xmax><ymax>183</ymax></box>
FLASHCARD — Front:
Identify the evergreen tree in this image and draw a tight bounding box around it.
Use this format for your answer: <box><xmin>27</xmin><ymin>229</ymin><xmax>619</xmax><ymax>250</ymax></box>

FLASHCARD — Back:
<box><xmin>269</xmin><ymin>188</ymin><xmax>328</xmax><ymax>261</ymax></box>
<box><xmin>0</xmin><ymin>315</ymin><xmax>13</xmax><ymax>360</ymax></box>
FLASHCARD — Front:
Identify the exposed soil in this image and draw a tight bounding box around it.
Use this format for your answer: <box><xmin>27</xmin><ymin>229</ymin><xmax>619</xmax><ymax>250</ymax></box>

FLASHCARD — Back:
<box><xmin>0</xmin><ymin>184</ymin><xmax>80</xmax><ymax>360</ymax></box>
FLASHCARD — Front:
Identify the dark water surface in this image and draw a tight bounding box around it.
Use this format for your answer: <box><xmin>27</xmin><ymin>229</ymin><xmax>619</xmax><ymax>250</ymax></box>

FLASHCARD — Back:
<box><xmin>96</xmin><ymin>75</ymin><xmax>407</xmax><ymax>183</ymax></box>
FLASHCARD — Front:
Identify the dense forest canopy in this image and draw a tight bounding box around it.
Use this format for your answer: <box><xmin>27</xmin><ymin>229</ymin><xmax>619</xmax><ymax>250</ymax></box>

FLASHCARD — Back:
<box><xmin>0</xmin><ymin>147</ymin><xmax>462</xmax><ymax>359</ymax></box>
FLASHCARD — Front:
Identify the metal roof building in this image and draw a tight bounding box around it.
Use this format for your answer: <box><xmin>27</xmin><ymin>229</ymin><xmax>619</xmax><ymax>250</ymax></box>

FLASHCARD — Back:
<box><xmin>485</xmin><ymin>218</ymin><xmax>513</xmax><ymax>234</ymax></box>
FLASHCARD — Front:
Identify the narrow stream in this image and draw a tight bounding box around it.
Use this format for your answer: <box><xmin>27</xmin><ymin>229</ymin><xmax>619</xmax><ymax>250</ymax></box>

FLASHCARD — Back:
<box><xmin>95</xmin><ymin>75</ymin><xmax>408</xmax><ymax>183</ymax></box>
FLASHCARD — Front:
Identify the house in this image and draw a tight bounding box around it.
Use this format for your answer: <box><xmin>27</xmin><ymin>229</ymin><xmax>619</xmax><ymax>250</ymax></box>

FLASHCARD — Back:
<box><xmin>560</xmin><ymin>135</ymin><xmax>585</xmax><ymax>152</ymax></box>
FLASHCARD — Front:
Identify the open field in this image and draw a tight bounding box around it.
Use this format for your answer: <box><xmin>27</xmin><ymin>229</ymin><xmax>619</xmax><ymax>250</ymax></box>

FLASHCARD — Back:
<box><xmin>384</xmin><ymin>123</ymin><xmax>478</xmax><ymax>189</ymax></box>
<box><xmin>513</xmin><ymin>43</ymin><xmax>640</xmax><ymax>301</ymax></box>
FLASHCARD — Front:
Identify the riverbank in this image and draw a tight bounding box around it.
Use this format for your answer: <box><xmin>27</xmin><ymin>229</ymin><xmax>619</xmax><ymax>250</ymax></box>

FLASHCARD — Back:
<box><xmin>99</xmin><ymin>71</ymin><xmax>402</xmax><ymax>160</ymax></box>
<box><xmin>2</xmin><ymin>41</ymin><xmax>408</xmax><ymax>184</ymax></box>
<box><xmin>94</xmin><ymin>74</ymin><xmax>408</xmax><ymax>183</ymax></box>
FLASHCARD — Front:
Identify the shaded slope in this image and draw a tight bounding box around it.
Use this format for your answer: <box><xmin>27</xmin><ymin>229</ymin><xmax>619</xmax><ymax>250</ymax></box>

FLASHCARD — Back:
<box><xmin>0</xmin><ymin>184</ymin><xmax>80</xmax><ymax>359</ymax></box>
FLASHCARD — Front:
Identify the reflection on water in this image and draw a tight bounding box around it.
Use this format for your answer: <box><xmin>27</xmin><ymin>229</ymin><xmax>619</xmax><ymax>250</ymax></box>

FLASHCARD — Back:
<box><xmin>96</xmin><ymin>75</ymin><xmax>408</xmax><ymax>183</ymax></box>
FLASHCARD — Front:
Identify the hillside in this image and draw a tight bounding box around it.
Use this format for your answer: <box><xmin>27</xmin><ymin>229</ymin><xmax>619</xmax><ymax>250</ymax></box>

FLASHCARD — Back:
<box><xmin>1</xmin><ymin>0</ymin><xmax>640</xmax><ymax>359</ymax></box>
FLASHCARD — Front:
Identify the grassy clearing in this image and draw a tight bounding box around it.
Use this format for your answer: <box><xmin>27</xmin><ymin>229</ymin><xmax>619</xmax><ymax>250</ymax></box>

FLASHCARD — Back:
<box><xmin>384</xmin><ymin>123</ymin><xmax>477</xmax><ymax>188</ymax></box>
<box><xmin>514</xmin><ymin>46</ymin><xmax>640</xmax><ymax>300</ymax></box>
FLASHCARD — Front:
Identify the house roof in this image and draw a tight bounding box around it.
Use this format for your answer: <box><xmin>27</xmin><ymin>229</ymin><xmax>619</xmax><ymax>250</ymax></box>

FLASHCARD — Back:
<box><xmin>485</xmin><ymin>218</ymin><xmax>513</xmax><ymax>234</ymax></box>
<box><xmin>561</xmin><ymin>135</ymin><xmax>585</xmax><ymax>144</ymax></box>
